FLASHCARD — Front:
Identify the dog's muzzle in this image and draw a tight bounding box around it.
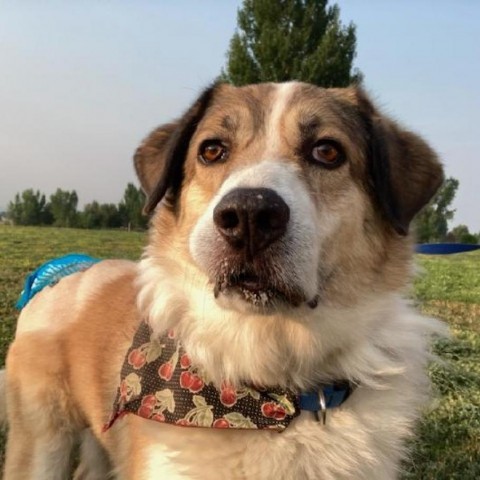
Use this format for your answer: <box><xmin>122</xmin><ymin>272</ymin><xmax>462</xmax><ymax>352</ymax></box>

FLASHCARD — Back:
<box><xmin>210</xmin><ymin>187</ymin><xmax>307</xmax><ymax>308</ymax></box>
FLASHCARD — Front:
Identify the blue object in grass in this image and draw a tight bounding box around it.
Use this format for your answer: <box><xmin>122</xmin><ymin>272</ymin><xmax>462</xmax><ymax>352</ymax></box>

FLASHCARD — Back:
<box><xmin>16</xmin><ymin>254</ymin><xmax>101</xmax><ymax>309</ymax></box>
<box><xmin>415</xmin><ymin>243</ymin><xmax>480</xmax><ymax>255</ymax></box>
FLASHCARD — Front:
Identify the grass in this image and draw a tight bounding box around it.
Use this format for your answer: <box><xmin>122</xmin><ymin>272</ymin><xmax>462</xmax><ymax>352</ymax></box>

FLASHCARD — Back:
<box><xmin>403</xmin><ymin>253</ymin><xmax>480</xmax><ymax>479</ymax></box>
<box><xmin>0</xmin><ymin>225</ymin><xmax>479</xmax><ymax>478</ymax></box>
<box><xmin>0</xmin><ymin>225</ymin><xmax>146</xmax><ymax>360</ymax></box>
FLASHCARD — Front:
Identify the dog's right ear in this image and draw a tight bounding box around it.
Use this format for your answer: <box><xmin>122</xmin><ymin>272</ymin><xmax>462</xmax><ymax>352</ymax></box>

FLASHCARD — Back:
<box><xmin>134</xmin><ymin>84</ymin><xmax>218</xmax><ymax>214</ymax></box>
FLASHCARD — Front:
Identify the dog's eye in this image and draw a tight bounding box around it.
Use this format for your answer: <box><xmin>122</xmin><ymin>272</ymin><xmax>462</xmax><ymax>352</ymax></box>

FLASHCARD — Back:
<box><xmin>198</xmin><ymin>140</ymin><xmax>228</xmax><ymax>165</ymax></box>
<box><xmin>311</xmin><ymin>140</ymin><xmax>344</xmax><ymax>168</ymax></box>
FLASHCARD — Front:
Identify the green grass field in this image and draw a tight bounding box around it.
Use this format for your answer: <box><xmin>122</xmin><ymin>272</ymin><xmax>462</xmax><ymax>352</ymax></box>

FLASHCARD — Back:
<box><xmin>0</xmin><ymin>225</ymin><xmax>479</xmax><ymax>478</ymax></box>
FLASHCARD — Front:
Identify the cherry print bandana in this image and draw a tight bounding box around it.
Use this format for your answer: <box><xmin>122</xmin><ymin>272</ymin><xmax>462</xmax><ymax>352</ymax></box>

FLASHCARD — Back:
<box><xmin>104</xmin><ymin>320</ymin><xmax>301</xmax><ymax>432</ymax></box>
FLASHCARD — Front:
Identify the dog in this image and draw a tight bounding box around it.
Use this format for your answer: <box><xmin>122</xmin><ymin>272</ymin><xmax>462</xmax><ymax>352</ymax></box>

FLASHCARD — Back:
<box><xmin>3</xmin><ymin>81</ymin><xmax>445</xmax><ymax>480</ymax></box>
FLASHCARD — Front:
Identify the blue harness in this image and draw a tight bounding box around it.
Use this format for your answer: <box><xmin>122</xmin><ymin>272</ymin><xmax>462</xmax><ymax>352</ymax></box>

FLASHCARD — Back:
<box><xmin>16</xmin><ymin>253</ymin><xmax>100</xmax><ymax>309</ymax></box>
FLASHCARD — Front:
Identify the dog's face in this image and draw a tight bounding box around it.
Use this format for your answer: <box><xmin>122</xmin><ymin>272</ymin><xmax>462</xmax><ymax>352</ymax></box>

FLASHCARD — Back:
<box><xmin>135</xmin><ymin>82</ymin><xmax>443</xmax><ymax>315</ymax></box>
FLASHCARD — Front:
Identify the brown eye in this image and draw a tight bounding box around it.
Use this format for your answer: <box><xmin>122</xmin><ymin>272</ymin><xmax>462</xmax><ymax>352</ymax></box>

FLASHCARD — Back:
<box><xmin>198</xmin><ymin>140</ymin><xmax>228</xmax><ymax>164</ymax></box>
<box><xmin>311</xmin><ymin>140</ymin><xmax>344</xmax><ymax>168</ymax></box>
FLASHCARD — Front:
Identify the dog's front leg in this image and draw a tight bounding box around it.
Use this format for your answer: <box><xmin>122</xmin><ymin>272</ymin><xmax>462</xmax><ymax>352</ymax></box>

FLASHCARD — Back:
<box><xmin>4</xmin><ymin>424</ymin><xmax>75</xmax><ymax>480</ymax></box>
<box><xmin>4</xmin><ymin>339</ymin><xmax>77</xmax><ymax>480</ymax></box>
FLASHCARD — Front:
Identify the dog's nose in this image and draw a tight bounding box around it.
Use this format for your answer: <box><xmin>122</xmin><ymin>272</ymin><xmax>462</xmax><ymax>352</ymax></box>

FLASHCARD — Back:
<box><xmin>213</xmin><ymin>188</ymin><xmax>290</xmax><ymax>257</ymax></box>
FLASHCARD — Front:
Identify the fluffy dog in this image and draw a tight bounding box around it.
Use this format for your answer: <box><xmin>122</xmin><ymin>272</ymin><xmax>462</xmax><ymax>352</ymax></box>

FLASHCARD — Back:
<box><xmin>3</xmin><ymin>81</ymin><xmax>445</xmax><ymax>480</ymax></box>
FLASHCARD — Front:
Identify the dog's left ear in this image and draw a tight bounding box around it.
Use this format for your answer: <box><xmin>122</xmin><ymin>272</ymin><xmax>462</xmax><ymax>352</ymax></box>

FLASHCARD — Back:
<box><xmin>134</xmin><ymin>83</ymin><xmax>218</xmax><ymax>214</ymax></box>
<box><xmin>354</xmin><ymin>88</ymin><xmax>444</xmax><ymax>235</ymax></box>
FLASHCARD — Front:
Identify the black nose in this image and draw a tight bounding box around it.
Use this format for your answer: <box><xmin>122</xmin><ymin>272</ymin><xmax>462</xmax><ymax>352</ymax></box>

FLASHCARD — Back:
<box><xmin>213</xmin><ymin>188</ymin><xmax>290</xmax><ymax>257</ymax></box>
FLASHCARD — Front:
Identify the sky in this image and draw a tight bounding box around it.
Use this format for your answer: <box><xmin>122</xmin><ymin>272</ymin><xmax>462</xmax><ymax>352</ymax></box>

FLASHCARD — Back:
<box><xmin>0</xmin><ymin>1</ymin><xmax>478</xmax><ymax>231</ymax></box>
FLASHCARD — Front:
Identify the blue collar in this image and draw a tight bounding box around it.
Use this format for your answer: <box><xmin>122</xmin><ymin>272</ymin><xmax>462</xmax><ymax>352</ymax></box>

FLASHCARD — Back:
<box><xmin>299</xmin><ymin>383</ymin><xmax>352</xmax><ymax>423</ymax></box>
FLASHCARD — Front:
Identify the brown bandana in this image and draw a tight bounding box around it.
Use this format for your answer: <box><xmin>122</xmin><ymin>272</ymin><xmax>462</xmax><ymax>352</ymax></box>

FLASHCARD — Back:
<box><xmin>104</xmin><ymin>321</ymin><xmax>301</xmax><ymax>432</ymax></box>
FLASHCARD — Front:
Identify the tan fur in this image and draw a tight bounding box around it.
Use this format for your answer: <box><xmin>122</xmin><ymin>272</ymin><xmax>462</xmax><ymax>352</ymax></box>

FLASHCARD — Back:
<box><xmin>3</xmin><ymin>82</ymin><xmax>445</xmax><ymax>479</ymax></box>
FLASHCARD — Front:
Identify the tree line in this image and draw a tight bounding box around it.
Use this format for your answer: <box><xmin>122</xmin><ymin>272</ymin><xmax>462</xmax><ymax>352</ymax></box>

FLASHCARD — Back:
<box><xmin>6</xmin><ymin>184</ymin><xmax>148</xmax><ymax>230</ymax></box>
<box><xmin>5</xmin><ymin>177</ymin><xmax>478</xmax><ymax>243</ymax></box>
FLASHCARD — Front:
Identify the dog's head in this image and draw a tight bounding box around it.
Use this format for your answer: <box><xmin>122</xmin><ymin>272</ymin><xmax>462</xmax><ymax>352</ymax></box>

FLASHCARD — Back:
<box><xmin>135</xmin><ymin>82</ymin><xmax>443</xmax><ymax>316</ymax></box>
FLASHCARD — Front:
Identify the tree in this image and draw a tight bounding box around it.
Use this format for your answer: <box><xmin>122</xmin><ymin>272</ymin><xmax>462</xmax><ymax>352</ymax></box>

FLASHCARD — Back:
<box><xmin>222</xmin><ymin>0</ymin><xmax>361</xmax><ymax>87</ymax></box>
<box><xmin>80</xmin><ymin>201</ymin><xmax>122</xmax><ymax>229</ymax></box>
<box><xmin>49</xmin><ymin>189</ymin><xmax>79</xmax><ymax>227</ymax></box>
<box><xmin>79</xmin><ymin>201</ymin><xmax>102</xmax><ymax>229</ymax></box>
<box><xmin>7</xmin><ymin>189</ymin><xmax>52</xmax><ymax>226</ymax></box>
<box><xmin>447</xmin><ymin>225</ymin><xmax>479</xmax><ymax>244</ymax></box>
<box><xmin>98</xmin><ymin>204</ymin><xmax>122</xmax><ymax>229</ymax></box>
<box><xmin>118</xmin><ymin>183</ymin><xmax>148</xmax><ymax>230</ymax></box>
<box><xmin>415</xmin><ymin>177</ymin><xmax>459</xmax><ymax>243</ymax></box>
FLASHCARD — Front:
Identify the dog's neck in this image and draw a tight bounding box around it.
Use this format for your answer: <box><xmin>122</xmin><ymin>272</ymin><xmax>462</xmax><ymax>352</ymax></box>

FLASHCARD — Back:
<box><xmin>136</xmin><ymin>255</ymin><xmax>406</xmax><ymax>391</ymax></box>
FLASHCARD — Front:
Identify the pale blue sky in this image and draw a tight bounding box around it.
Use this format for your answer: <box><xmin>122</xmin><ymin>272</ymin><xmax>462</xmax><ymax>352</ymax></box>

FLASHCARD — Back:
<box><xmin>1</xmin><ymin>1</ymin><xmax>478</xmax><ymax>231</ymax></box>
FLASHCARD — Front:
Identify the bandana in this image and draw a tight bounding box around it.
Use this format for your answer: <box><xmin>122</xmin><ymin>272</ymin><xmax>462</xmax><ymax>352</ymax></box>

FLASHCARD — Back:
<box><xmin>104</xmin><ymin>321</ymin><xmax>306</xmax><ymax>432</ymax></box>
<box><xmin>105</xmin><ymin>321</ymin><xmax>352</xmax><ymax>433</ymax></box>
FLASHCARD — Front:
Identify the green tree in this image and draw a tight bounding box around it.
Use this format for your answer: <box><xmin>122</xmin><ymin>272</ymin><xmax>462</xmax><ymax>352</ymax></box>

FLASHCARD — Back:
<box><xmin>80</xmin><ymin>201</ymin><xmax>122</xmax><ymax>229</ymax></box>
<box><xmin>7</xmin><ymin>189</ymin><xmax>52</xmax><ymax>225</ymax></box>
<box><xmin>118</xmin><ymin>183</ymin><xmax>148</xmax><ymax>230</ymax></box>
<box><xmin>447</xmin><ymin>224</ymin><xmax>479</xmax><ymax>244</ymax></box>
<box><xmin>49</xmin><ymin>188</ymin><xmax>79</xmax><ymax>227</ymax></box>
<box><xmin>98</xmin><ymin>204</ymin><xmax>122</xmax><ymax>229</ymax></box>
<box><xmin>222</xmin><ymin>0</ymin><xmax>361</xmax><ymax>87</ymax></box>
<box><xmin>79</xmin><ymin>201</ymin><xmax>102</xmax><ymax>229</ymax></box>
<box><xmin>415</xmin><ymin>177</ymin><xmax>459</xmax><ymax>243</ymax></box>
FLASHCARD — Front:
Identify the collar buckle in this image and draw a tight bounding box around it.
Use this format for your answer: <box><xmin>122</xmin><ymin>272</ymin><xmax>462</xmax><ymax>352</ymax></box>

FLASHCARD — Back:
<box><xmin>314</xmin><ymin>390</ymin><xmax>327</xmax><ymax>425</ymax></box>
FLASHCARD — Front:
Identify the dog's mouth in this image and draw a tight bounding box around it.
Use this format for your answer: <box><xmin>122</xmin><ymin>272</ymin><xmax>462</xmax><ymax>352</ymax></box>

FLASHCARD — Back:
<box><xmin>213</xmin><ymin>268</ymin><xmax>307</xmax><ymax>309</ymax></box>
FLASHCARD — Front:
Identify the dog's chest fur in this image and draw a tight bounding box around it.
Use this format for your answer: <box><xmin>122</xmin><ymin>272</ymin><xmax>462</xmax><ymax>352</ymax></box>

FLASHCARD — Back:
<box><xmin>100</xmin><ymin>301</ymin><xmax>434</xmax><ymax>480</ymax></box>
